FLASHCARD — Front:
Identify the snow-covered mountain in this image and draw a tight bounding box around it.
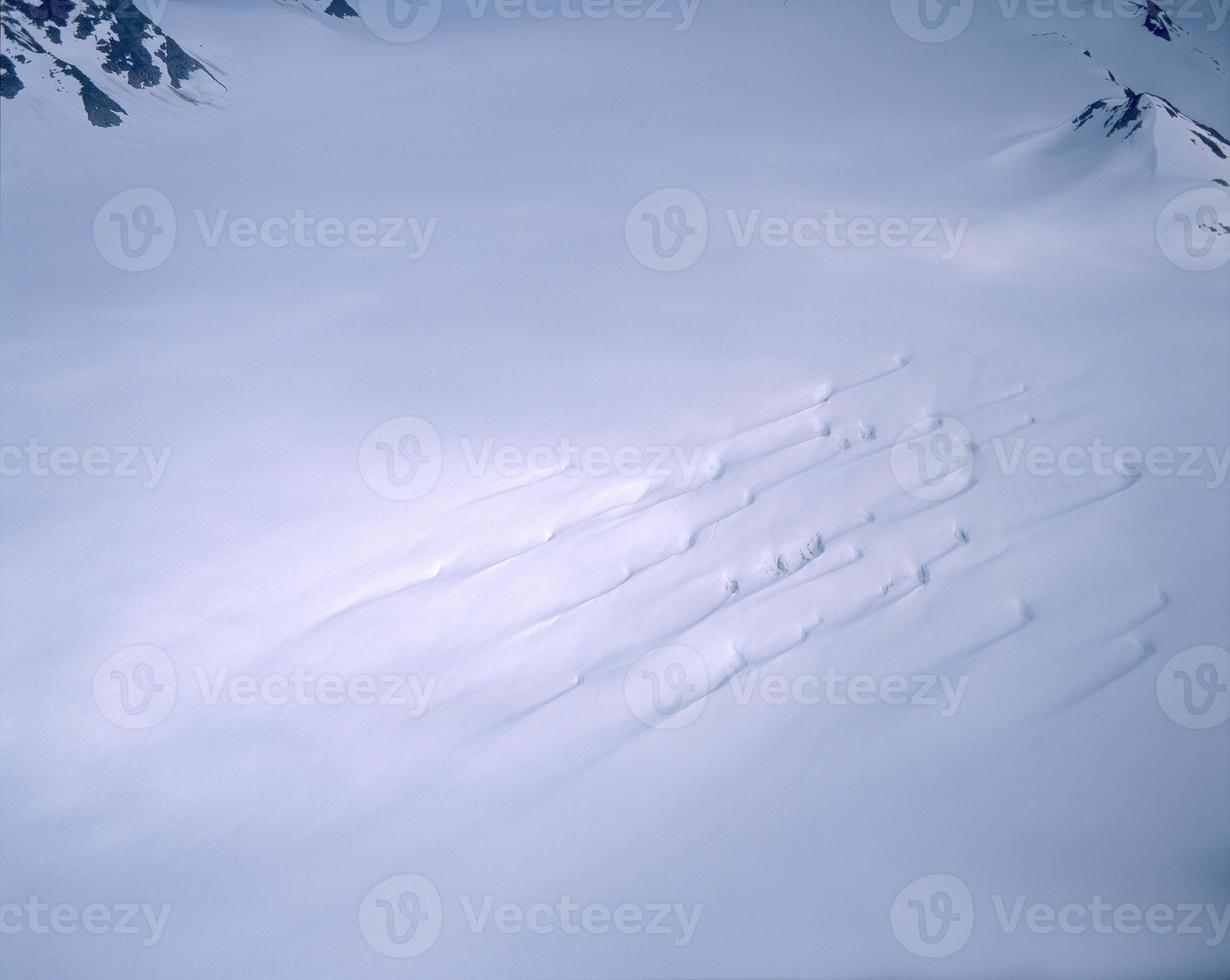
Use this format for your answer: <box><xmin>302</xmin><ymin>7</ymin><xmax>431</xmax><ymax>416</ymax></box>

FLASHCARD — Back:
<box><xmin>0</xmin><ymin>0</ymin><xmax>224</xmax><ymax>127</ymax></box>
<box><xmin>1005</xmin><ymin>79</ymin><xmax>1230</xmax><ymax>183</ymax></box>
<box><xmin>1</xmin><ymin>3</ymin><xmax>1227</xmax><ymax>979</ymax></box>
<box><xmin>979</xmin><ymin>27</ymin><xmax>1230</xmax><ymax>187</ymax></box>
<box><xmin>1073</xmin><ymin>88</ymin><xmax>1230</xmax><ymax>175</ymax></box>
<box><xmin>1133</xmin><ymin>0</ymin><xmax>1226</xmax><ymax>74</ymax></box>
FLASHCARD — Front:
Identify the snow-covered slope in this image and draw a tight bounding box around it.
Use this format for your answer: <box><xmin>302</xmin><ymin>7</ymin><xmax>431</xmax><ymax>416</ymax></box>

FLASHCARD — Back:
<box><xmin>1071</xmin><ymin>88</ymin><xmax>1230</xmax><ymax>177</ymax></box>
<box><xmin>0</xmin><ymin>0</ymin><xmax>224</xmax><ymax>127</ymax></box>
<box><xmin>983</xmin><ymin>27</ymin><xmax>1230</xmax><ymax>188</ymax></box>
<box><xmin>1134</xmin><ymin>0</ymin><xmax>1227</xmax><ymax>73</ymax></box>
<box><xmin>1002</xmin><ymin>80</ymin><xmax>1230</xmax><ymax>184</ymax></box>
<box><xmin>1</xmin><ymin>2</ymin><xmax>1227</xmax><ymax>979</ymax></box>
<box><xmin>1042</xmin><ymin>0</ymin><xmax>1229</xmax><ymax>130</ymax></box>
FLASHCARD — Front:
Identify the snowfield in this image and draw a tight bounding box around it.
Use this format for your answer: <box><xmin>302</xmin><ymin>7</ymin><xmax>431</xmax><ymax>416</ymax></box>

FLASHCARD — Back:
<box><xmin>1</xmin><ymin>1</ymin><xmax>1228</xmax><ymax>978</ymax></box>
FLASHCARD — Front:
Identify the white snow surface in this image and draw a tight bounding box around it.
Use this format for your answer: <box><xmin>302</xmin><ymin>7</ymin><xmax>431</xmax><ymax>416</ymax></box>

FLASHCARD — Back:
<box><xmin>1</xmin><ymin>2</ymin><xmax>1228</xmax><ymax>978</ymax></box>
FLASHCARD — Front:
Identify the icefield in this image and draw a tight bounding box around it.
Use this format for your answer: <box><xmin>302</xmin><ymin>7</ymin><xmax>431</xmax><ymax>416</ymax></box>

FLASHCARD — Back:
<box><xmin>1</xmin><ymin>1</ymin><xmax>1228</xmax><ymax>977</ymax></box>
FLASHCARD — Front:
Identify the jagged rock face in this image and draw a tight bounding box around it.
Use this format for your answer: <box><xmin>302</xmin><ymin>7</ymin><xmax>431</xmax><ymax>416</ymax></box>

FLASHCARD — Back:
<box><xmin>1136</xmin><ymin>0</ymin><xmax>1182</xmax><ymax>40</ymax></box>
<box><xmin>0</xmin><ymin>0</ymin><xmax>222</xmax><ymax>126</ymax></box>
<box><xmin>1074</xmin><ymin>91</ymin><xmax>1153</xmax><ymax>140</ymax></box>
<box><xmin>1</xmin><ymin>50</ymin><xmax>27</xmax><ymax>100</ymax></box>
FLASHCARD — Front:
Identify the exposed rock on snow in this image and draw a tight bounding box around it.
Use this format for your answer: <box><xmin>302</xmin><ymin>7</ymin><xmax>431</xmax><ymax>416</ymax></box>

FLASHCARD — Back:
<box><xmin>0</xmin><ymin>0</ymin><xmax>224</xmax><ymax>126</ymax></box>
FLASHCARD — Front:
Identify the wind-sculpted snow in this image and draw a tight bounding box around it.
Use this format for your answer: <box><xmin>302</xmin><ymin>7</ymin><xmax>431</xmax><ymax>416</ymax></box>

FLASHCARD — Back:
<box><xmin>0</xmin><ymin>1</ymin><xmax>1227</xmax><ymax>978</ymax></box>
